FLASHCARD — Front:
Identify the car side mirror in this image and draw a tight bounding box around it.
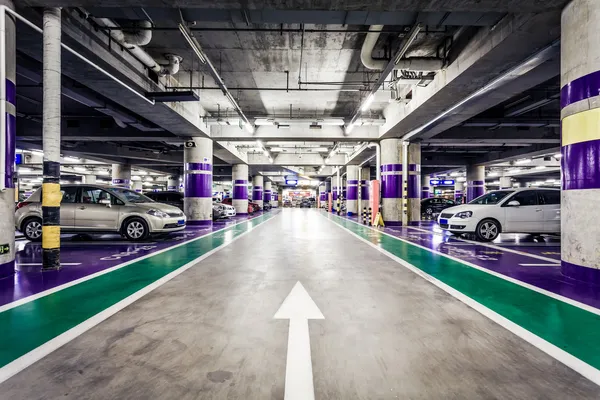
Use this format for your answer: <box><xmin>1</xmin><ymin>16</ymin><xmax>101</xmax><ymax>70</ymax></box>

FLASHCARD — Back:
<box><xmin>99</xmin><ymin>199</ymin><xmax>111</xmax><ymax>207</ymax></box>
<box><xmin>507</xmin><ymin>200</ymin><xmax>520</xmax><ymax>207</ymax></box>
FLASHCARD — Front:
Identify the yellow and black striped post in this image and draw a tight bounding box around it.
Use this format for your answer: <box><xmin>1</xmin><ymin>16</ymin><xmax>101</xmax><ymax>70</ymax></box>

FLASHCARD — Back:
<box><xmin>367</xmin><ymin>207</ymin><xmax>372</xmax><ymax>224</ymax></box>
<box><xmin>362</xmin><ymin>207</ymin><xmax>367</xmax><ymax>224</ymax></box>
<box><xmin>42</xmin><ymin>161</ymin><xmax>61</xmax><ymax>269</ymax></box>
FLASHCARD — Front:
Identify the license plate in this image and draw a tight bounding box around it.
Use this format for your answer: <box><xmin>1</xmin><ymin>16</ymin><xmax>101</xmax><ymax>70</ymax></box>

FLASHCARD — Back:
<box><xmin>440</xmin><ymin>219</ymin><xmax>448</xmax><ymax>225</ymax></box>
<box><xmin>177</xmin><ymin>219</ymin><xmax>185</xmax><ymax>225</ymax></box>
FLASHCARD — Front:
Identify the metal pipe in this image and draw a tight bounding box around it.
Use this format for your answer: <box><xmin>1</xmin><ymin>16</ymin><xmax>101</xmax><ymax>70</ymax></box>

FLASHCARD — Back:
<box><xmin>164</xmin><ymin>86</ymin><xmax>360</xmax><ymax>92</ymax></box>
<box><xmin>360</xmin><ymin>25</ymin><xmax>386</xmax><ymax>70</ymax></box>
<box><xmin>2</xmin><ymin>6</ymin><xmax>155</xmax><ymax>105</ymax></box>
<box><xmin>101</xmin><ymin>26</ymin><xmax>421</xmax><ymax>34</ymax></box>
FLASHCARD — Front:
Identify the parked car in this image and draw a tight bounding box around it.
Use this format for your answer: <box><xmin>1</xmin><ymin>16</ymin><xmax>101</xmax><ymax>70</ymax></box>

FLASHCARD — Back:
<box><xmin>283</xmin><ymin>199</ymin><xmax>293</xmax><ymax>207</ymax></box>
<box><xmin>16</xmin><ymin>184</ymin><xmax>186</xmax><ymax>241</ymax></box>
<box><xmin>144</xmin><ymin>191</ymin><xmax>184</xmax><ymax>210</ymax></box>
<box><xmin>248</xmin><ymin>201</ymin><xmax>260</xmax><ymax>213</ymax></box>
<box><xmin>300</xmin><ymin>199</ymin><xmax>311</xmax><ymax>208</ymax></box>
<box><xmin>437</xmin><ymin>188</ymin><xmax>560</xmax><ymax>242</ymax></box>
<box><xmin>213</xmin><ymin>201</ymin><xmax>236</xmax><ymax>218</ymax></box>
<box><xmin>221</xmin><ymin>197</ymin><xmax>254</xmax><ymax>214</ymax></box>
<box><xmin>263</xmin><ymin>202</ymin><xmax>272</xmax><ymax>211</ymax></box>
<box><xmin>421</xmin><ymin>197</ymin><xmax>456</xmax><ymax>216</ymax></box>
<box><xmin>212</xmin><ymin>203</ymin><xmax>227</xmax><ymax>220</ymax></box>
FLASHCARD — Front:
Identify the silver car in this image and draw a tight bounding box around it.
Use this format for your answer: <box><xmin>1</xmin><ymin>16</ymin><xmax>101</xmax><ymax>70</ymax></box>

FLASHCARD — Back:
<box><xmin>15</xmin><ymin>184</ymin><xmax>186</xmax><ymax>241</ymax></box>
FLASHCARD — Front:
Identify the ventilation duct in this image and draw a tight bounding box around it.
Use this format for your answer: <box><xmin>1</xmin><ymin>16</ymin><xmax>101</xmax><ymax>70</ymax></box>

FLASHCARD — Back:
<box><xmin>360</xmin><ymin>25</ymin><xmax>442</xmax><ymax>73</ymax></box>
<box><xmin>94</xmin><ymin>18</ymin><xmax>181</xmax><ymax>76</ymax></box>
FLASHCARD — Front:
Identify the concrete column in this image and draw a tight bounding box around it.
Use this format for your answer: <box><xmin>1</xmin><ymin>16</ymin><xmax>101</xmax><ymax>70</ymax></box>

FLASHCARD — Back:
<box><xmin>252</xmin><ymin>175</ymin><xmax>263</xmax><ymax>209</ymax></box>
<box><xmin>466</xmin><ymin>165</ymin><xmax>485</xmax><ymax>202</ymax></box>
<box><xmin>359</xmin><ymin>167</ymin><xmax>370</xmax><ymax>213</ymax></box>
<box><xmin>232</xmin><ymin>164</ymin><xmax>249</xmax><ymax>214</ymax></box>
<box><xmin>132</xmin><ymin>181</ymin><xmax>143</xmax><ymax>193</ymax></box>
<box><xmin>271</xmin><ymin>185</ymin><xmax>279</xmax><ymax>208</ymax></box>
<box><xmin>380</xmin><ymin>138</ymin><xmax>403</xmax><ymax>224</ymax></box>
<box><xmin>499</xmin><ymin>176</ymin><xmax>512</xmax><ymax>189</ymax></box>
<box><xmin>84</xmin><ymin>174</ymin><xmax>96</xmax><ymax>184</ymax></box>
<box><xmin>264</xmin><ymin>181</ymin><xmax>272</xmax><ymax>208</ymax></box>
<box><xmin>41</xmin><ymin>8</ymin><xmax>62</xmax><ymax>270</ymax></box>
<box><xmin>0</xmin><ymin>0</ymin><xmax>16</xmax><ymax>278</ymax></box>
<box><xmin>167</xmin><ymin>175</ymin><xmax>179</xmax><ymax>191</ymax></box>
<box><xmin>560</xmin><ymin>0</ymin><xmax>600</xmax><ymax>283</ymax></box>
<box><xmin>342</xmin><ymin>176</ymin><xmax>347</xmax><ymax>200</ymax></box>
<box><xmin>407</xmin><ymin>143</ymin><xmax>421</xmax><ymax>223</ymax></box>
<box><xmin>325</xmin><ymin>180</ymin><xmax>332</xmax><ymax>201</ymax></box>
<box><xmin>111</xmin><ymin>164</ymin><xmax>131</xmax><ymax>188</ymax></box>
<box><xmin>184</xmin><ymin>137</ymin><xmax>212</xmax><ymax>225</ymax></box>
<box><xmin>346</xmin><ymin>166</ymin><xmax>359</xmax><ymax>216</ymax></box>
<box><xmin>454</xmin><ymin>181</ymin><xmax>464</xmax><ymax>203</ymax></box>
<box><xmin>421</xmin><ymin>174</ymin><xmax>431</xmax><ymax>199</ymax></box>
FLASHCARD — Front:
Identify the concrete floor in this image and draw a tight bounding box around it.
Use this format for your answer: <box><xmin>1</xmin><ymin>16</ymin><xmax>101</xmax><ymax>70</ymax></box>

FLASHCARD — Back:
<box><xmin>1</xmin><ymin>209</ymin><xmax>599</xmax><ymax>399</ymax></box>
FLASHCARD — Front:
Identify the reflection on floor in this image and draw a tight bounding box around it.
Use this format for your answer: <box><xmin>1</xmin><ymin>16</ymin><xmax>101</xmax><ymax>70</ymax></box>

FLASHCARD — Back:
<box><xmin>1</xmin><ymin>212</ymin><xmax>276</xmax><ymax>308</ymax></box>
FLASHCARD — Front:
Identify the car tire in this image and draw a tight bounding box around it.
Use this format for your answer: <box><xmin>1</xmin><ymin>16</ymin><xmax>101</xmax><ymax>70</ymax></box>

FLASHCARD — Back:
<box><xmin>22</xmin><ymin>217</ymin><xmax>43</xmax><ymax>242</ymax></box>
<box><xmin>122</xmin><ymin>217</ymin><xmax>150</xmax><ymax>241</ymax></box>
<box><xmin>475</xmin><ymin>219</ymin><xmax>500</xmax><ymax>242</ymax></box>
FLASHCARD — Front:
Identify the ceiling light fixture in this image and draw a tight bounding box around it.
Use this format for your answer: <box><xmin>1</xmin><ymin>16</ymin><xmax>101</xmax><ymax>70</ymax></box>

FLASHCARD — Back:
<box><xmin>515</xmin><ymin>158</ymin><xmax>532</xmax><ymax>165</ymax></box>
<box><xmin>554</xmin><ymin>153</ymin><xmax>563</xmax><ymax>159</ymax></box>
<box><xmin>345</xmin><ymin>122</ymin><xmax>356</xmax><ymax>135</ymax></box>
<box><xmin>361</xmin><ymin>94</ymin><xmax>375</xmax><ymax>112</ymax></box>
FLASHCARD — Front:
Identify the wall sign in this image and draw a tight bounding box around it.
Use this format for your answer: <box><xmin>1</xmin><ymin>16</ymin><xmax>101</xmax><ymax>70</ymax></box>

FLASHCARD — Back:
<box><xmin>0</xmin><ymin>243</ymin><xmax>9</xmax><ymax>255</ymax></box>
<box><xmin>430</xmin><ymin>179</ymin><xmax>455</xmax><ymax>186</ymax></box>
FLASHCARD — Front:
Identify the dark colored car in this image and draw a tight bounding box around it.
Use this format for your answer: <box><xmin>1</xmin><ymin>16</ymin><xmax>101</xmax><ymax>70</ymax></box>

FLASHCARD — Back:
<box><xmin>144</xmin><ymin>191</ymin><xmax>184</xmax><ymax>210</ymax></box>
<box><xmin>421</xmin><ymin>197</ymin><xmax>456</xmax><ymax>216</ymax></box>
<box><xmin>221</xmin><ymin>197</ymin><xmax>255</xmax><ymax>214</ymax></box>
<box><xmin>300</xmin><ymin>199</ymin><xmax>311</xmax><ymax>208</ymax></box>
<box><xmin>248</xmin><ymin>201</ymin><xmax>260</xmax><ymax>213</ymax></box>
<box><xmin>263</xmin><ymin>202</ymin><xmax>272</xmax><ymax>211</ymax></box>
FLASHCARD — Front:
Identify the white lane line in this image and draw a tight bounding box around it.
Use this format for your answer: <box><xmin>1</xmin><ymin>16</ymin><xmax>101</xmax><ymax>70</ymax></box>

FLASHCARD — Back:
<box><xmin>0</xmin><ymin>212</ymin><xmax>280</xmax><ymax>384</ymax></box>
<box><xmin>326</xmin><ymin>214</ymin><xmax>600</xmax><ymax>317</ymax></box>
<box><xmin>322</xmin><ymin>213</ymin><xmax>600</xmax><ymax>387</ymax></box>
<box><xmin>274</xmin><ymin>282</ymin><xmax>324</xmax><ymax>400</ymax></box>
<box><xmin>406</xmin><ymin>225</ymin><xmax>560</xmax><ymax>263</ymax></box>
<box><xmin>519</xmin><ymin>263</ymin><xmax>561</xmax><ymax>267</ymax></box>
<box><xmin>0</xmin><ymin>213</ymin><xmax>274</xmax><ymax>315</ymax></box>
<box><xmin>17</xmin><ymin>263</ymin><xmax>81</xmax><ymax>266</ymax></box>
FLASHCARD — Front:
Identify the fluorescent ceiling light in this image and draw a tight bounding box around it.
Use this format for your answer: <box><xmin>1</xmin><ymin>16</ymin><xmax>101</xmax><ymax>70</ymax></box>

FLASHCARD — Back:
<box><xmin>263</xmin><ymin>150</ymin><xmax>269</xmax><ymax>156</ymax></box>
<box><xmin>345</xmin><ymin>123</ymin><xmax>355</xmax><ymax>135</ymax></box>
<box><xmin>63</xmin><ymin>157</ymin><xmax>79</xmax><ymax>163</ymax></box>
<box><xmin>74</xmin><ymin>166</ymin><xmax>87</xmax><ymax>172</ymax></box>
<box><xmin>535</xmin><ymin>165</ymin><xmax>546</xmax><ymax>170</ymax></box>
<box><xmin>508</xmin><ymin>168</ymin><xmax>521</xmax><ymax>173</ymax></box>
<box><xmin>554</xmin><ymin>153</ymin><xmax>562</xmax><ymax>159</ymax></box>
<box><xmin>449</xmin><ymin>172</ymin><xmax>459</xmax><ymax>177</ymax></box>
<box><xmin>244</xmin><ymin>121</ymin><xmax>255</xmax><ymax>134</ymax></box>
<box><xmin>457</xmin><ymin>177</ymin><xmax>466</xmax><ymax>182</ymax></box>
<box><xmin>178</xmin><ymin>23</ymin><xmax>207</xmax><ymax>64</ymax></box>
<box><xmin>515</xmin><ymin>159</ymin><xmax>532</xmax><ymax>165</ymax></box>
<box><xmin>361</xmin><ymin>94</ymin><xmax>375</xmax><ymax>112</ymax></box>
<box><xmin>487</xmin><ymin>171</ymin><xmax>499</xmax><ymax>177</ymax></box>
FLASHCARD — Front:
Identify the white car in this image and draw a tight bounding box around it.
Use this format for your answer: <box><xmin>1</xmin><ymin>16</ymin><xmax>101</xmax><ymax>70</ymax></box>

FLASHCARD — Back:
<box><xmin>212</xmin><ymin>202</ymin><xmax>236</xmax><ymax>218</ymax></box>
<box><xmin>437</xmin><ymin>188</ymin><xmax>560</xmax><ymax>242</ymax></box>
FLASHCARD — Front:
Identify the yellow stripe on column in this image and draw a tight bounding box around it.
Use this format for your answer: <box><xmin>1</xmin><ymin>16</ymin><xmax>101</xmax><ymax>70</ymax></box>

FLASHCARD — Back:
<box><xmin>42</xmin><ymin>225</ymin><xmax>61</xmax><ymax>249</ymax></box>
<box><xmin>562</xmin><ymin>107</ymin><xmax>600</xmax><ymax>146</ymax></box>
<box><xmin>41</xmin><ymin>183</ymin><xmax>62</xmax><ymax>207</ymax></box>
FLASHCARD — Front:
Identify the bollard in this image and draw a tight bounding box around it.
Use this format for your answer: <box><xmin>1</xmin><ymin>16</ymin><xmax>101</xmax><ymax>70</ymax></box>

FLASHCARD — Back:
<box><xmin>362</xmin><ymin>207</ymin><xmax>367</xmax><ymax>224</ymax></box>
<box><xmin>368</xmin><ymin>207</ymin><xmax>372</xmax><ymax>225</ymax></box>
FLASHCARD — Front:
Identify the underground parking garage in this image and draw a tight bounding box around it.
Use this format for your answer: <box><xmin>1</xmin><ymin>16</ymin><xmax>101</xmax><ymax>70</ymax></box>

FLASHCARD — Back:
<box><xmin>0</xmin><ymin>0</ymin><xmax>599</xmax><ymax>398</ymax></box>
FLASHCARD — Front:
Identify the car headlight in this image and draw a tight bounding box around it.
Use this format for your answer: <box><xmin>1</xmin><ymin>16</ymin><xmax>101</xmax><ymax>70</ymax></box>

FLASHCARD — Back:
<box><xmin>147</xmin><ymin>209</ymin><xmax>169</xmax><ymax>218</ymax></box>
<box><xmin>455</xmin><ymin>211</ymin><xmax>473</xmax><ymax>219</ymax></box>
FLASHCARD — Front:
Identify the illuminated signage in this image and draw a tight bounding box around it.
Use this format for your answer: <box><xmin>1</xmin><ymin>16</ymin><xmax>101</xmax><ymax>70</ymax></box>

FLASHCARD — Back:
<box><xmin>286</xmin><ymin>180</ymin><xmax>298</xmax><ymax>185</ymax></box>
<box><xmin>15</xmin><ymin>154</ymin><xmax>22</xmax><ymax>165</ymax></box>
<box><xmin>430</xmin><ymin>179</ymin><xmax>455</xmax><ymax>186</ymax></box>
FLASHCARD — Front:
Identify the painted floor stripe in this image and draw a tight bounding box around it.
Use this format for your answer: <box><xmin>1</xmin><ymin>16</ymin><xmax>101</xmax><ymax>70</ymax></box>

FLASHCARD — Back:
<box><xmin>334</xmin><ymin>214</ymin><xmax>600</xmax><ymax>317</ymax></box>
<box><xmin>519</xmin><ymin>263</ymin><xmax>561</xmax><ymax>267</ymax></box>
<box><xmin>323</xmin><ymin>213</ymin><xmax>600</xmax><ymax>386</ymax></box>
<box><xmin>0</xmin><ymin>213</ymin><xmax>268</xmax><ymax>314</ymax></box>
<box><xmin>0</xmin><ymin>212</ymin><xmax>279</xmax><ymax>384</ymax></box>
<box><xmin>406</xmin><ymin>225</ymin><xmax>560</xmax><ymax>263</ymax></box>
<box><xmin>16</xmin><ymin>263</ymin><xmax>82</xmax><ymax>266</ymax></box>
<box><xmin>323</xmin><ymin>212</ymin><xmax>600</xmax><ymax>386</ymax></box>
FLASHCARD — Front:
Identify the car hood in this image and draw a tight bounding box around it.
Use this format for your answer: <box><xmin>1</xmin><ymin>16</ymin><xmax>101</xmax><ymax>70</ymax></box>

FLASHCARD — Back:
<box><xmin>441</xmin><ymin>204</ymin><xmax>496</xmax><ymax>215</ymax></box>
<box><xmin>135</xmin><ymin>202</ymin><xmax>183</xmax><ymax>215</ymax></box>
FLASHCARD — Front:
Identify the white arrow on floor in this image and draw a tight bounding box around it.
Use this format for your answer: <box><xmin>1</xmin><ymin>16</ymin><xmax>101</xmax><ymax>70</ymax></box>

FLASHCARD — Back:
<box><xmin>274</xmin><ymin>281</ymin><xmax>324</xmax><ymax>400</ymax></box>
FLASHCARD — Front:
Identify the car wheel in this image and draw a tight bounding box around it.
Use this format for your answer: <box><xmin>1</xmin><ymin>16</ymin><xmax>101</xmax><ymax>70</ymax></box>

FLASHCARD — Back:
<box><xmin>475</xmin><ymin>219</ymin><xmax>500</xmax><ymax>242</ymax></box>
<box><xmin>22</xmin><ymin>217</ymin><xmax>43</xmax><ymax>242</ymax></box>
<box><xmin>123</xmin><ymin>218</ymin><xmax>149</xmax><ymax>241</ymax></box>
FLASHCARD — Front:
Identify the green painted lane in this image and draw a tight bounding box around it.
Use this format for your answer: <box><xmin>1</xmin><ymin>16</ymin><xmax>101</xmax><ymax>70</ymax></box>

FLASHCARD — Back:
<box><xmin>328</xmin><ymin>213</ymin><xmax>600</xmax><ymax>370</ymax></box>
<box><xmin>0</xmin><ymin>213</ymin><xmax>276</xmax><ymax>369</ymax></box>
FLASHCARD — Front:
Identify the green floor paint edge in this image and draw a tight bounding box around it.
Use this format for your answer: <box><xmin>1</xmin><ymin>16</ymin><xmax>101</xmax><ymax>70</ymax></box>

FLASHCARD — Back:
<box><xmin>328</xmin><ymin>213</ymin><xmax>600</xmax><ymax>371</ymax></box>
<box><xmin>0</xmin><ymin>213</ymin><xmax>276</xmax><ymax>368</ymax></box>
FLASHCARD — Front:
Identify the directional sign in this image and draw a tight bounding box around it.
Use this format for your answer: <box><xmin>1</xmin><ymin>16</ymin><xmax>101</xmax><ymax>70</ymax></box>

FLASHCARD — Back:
<box><xmin>430</xmin><ymin>179</ymin><xmax>455</xmax><ymax>186</ymax></box>
<box><xmin>0</xmin><ymin>244</ymin><xmax>9</xmax><ymax>255</ymax></box>
<box><xmin>274</xmin><ymin>282</ymin><xmax>324</xmax><ymax>400</ymax></box>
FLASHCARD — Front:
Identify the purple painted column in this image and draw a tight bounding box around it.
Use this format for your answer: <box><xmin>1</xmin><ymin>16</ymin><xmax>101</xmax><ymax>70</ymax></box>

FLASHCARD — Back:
<box><xmin>111</xmin><ymin>164</ymin><xmax>131</xmax><ymax>189</ymax></box>
<box><xmin>184</xmin><ymin>137</ymin><xmax>212</xmax><ymax>225</ymax></box>
<box><xmin>560</xmin><ymin>0</ymin><xmax>600</xmax><ymax>283</ymax></box>
<box><xmin>264</xmin><ymin>181</ymin><xmax>272</xmax><ymax>207</ymax></box>
<box><xmin>232</xmin><ymin>164</ymin><xmax>249</xmax><ymax>215</ymax></box>
<box><xmin>252</xmin><ymin>175</ymin><xmax>264</xmax><ymax>209</ymax></box>
<box><xmin>0</xmin><ymin>3</ymin><xmax>16</xmax><ymax>279</ymax></box>
<box><xmin>466</xmin><ymin>165</ymin><xmax>485</xmax><ymax>202</ymax></box>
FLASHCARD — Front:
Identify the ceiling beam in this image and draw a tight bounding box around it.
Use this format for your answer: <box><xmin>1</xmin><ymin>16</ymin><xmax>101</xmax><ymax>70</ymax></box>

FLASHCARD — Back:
<box><xmin>211</xmin><ymin>125</ymin><xmax>380</xmax><ymax>141</ymax></box>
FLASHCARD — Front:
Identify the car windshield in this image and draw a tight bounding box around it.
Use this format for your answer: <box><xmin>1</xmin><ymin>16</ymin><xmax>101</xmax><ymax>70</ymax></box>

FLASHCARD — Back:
<box><xmin>110</xmin><ymin>188</ymin><xmax>154</xmax><ymax>203</ymax></box>
<box><xmin>468</xmin><ymin>190</ymin><xmax>513</xmax><ymax>205</ymax></box>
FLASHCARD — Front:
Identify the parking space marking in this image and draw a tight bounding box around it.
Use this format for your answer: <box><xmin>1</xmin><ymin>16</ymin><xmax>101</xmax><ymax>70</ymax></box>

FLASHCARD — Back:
<box><xmin>519</xmin><ymin>263</ymin><xmax>561</xmax><ymax>267</ymax></box>
<box><xmin>324</xmin><ymin>212</ymin><xmax>600</xmax><ymax>386</ymax></box>
<box><xmin>406</xmin><ymin>226</ymin><xmax>560</xmax><ymax>263</ymax></box>
<box><xmin>17</xmin><ymin>263</ymin><xmax>81</xmax><ymax>266</ymax></box>
<box><xmin>0</xmin><ymin>212</ymin><xmax>280</xmax><ymax>384</ymax></box>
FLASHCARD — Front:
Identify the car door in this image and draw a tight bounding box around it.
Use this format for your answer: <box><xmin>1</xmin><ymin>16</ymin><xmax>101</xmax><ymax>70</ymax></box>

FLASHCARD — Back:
<box><xmin>59</xmin><ymin>186</ymin><xmax>78</xmax><ymax>229</ymax></box>
<box><xmin>502</xmin><ymin>190</ymin><xmax>544</xmax><ymax>233</ymax></box>
<box><xmin>538</xmin><ymin>190</ymin><xmax>561</xmax><ymax>233</ymax></box>
<box><xmin>75</xmin><ymin>187</ymin><xmax>121</xmax><ymax>231</ymax></box>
